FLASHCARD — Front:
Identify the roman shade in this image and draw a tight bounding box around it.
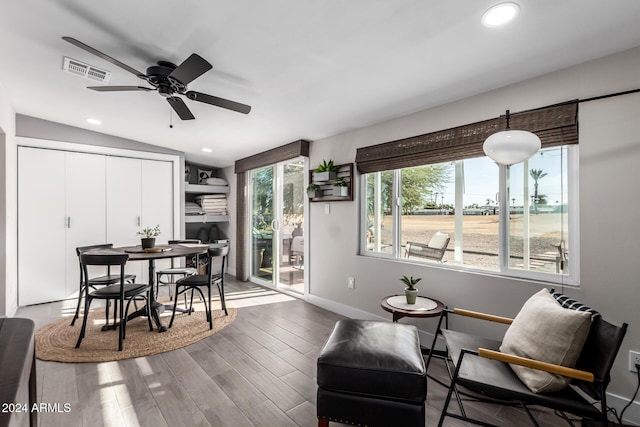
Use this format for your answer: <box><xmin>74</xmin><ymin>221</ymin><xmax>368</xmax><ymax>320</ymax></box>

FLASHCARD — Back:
<box><xmin>355</xmin><ymin>101</ymin><xmax>578</xmax><ymax>174</ymax></box>
<box><xmin>234</xmin><ymin>139</ymin><xmax>310</xmax><ymax>173</ymax></box>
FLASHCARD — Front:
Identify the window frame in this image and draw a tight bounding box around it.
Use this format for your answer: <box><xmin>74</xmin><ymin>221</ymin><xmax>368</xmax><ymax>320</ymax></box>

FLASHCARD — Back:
<box><xmin>359</xmin><ymin>146</ymin><xmax>579</xmax><ymax>286</ymax></box>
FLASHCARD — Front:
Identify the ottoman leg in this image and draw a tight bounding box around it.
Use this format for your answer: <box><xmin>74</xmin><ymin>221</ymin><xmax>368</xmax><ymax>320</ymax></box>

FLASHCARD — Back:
<box><xmin>318</xmin><ymin>419</ymin><xmax>329</xmax><ymax>427</ymax></box>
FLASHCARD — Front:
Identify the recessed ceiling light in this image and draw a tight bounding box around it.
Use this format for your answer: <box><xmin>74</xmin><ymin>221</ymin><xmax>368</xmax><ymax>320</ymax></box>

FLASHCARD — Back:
<box><xmin>482</xmin><ymin>2</ymin><xmax>520</xmax><ymax>27</ymax></box>
<box><xmin>86</xmin><ymin>118</ymin><xmax>101</xmax><ymax>125</ymax></box>
<box><xmin>202</xmin><ymin>148</ymin><xmax>212</xmax><ymax>153</ymax></box>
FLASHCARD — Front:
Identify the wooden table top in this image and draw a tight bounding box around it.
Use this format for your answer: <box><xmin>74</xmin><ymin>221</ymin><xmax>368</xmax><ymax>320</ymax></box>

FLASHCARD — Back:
<box><xmin>380</xmin><ymin>294</ymin><xmax>446</xmax><ymax>319</ymax></box>
<box><xmin>84</xmin><ymin>243</ymin><xmax>209</xmax><ymax>260</ymax></box>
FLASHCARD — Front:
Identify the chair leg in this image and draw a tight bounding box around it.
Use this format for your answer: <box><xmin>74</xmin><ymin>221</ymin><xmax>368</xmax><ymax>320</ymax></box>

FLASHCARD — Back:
<box><xmin>75</xmin><ymin>295</ymin><xmax>93</xmax><ymax>348</ymax></box>
<box><xmin>71</xmin><ymin>284</ymin><xmax>86</xmax><ymax>326</ymax></box>
<box><xmin>118</xmin><ymin>295</ymin><xmax>125</xmax><ymax>352</ymax></box>
<box><xmin>207</xmin><ymin>284</ymin><xmax>213</xmax><ymax>330</ymax></box>
<box><xmin>216</xmin><ymin>279</ymin><xmax>228</xmax><ymax>316</ymax></box>
<box><xmin>169</xmin><ymin>287</ymin><xmax>181</xmax><ymax>328</ymax></box>
<box><xmin>188</xmin><ymin>289</ymin><xmax>195</xmax><ymax>316</ymax></box>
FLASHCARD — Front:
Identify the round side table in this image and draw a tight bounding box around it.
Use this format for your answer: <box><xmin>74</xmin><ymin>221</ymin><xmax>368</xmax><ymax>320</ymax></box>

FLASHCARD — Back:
<box><xmin>380</xmin><ymin>294</ymin><xmax>445</xmax><ymax>323</ymax></box>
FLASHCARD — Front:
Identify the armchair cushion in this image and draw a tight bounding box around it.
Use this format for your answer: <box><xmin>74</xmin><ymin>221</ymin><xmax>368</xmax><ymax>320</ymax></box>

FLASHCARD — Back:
<box><xmin>428</xmin><ymin>232</ymin><xmax>449</xmax><ymax>249</ymax></box>
<box><xmin>499</xmin><ymin>289</ymin><xmax>592</xmax><ymax>393</ymax></box>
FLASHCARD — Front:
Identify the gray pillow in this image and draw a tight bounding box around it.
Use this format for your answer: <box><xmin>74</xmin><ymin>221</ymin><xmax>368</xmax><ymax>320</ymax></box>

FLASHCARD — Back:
<box><xmin>499</xmin><ymin>289</ymin><xmax>592</xmax><ymax>393</ymax></box>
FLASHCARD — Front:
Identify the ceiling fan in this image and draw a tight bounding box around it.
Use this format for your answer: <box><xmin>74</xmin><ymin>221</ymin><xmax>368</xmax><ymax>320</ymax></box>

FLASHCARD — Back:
<box><xmin>62</xmin><ymin>36</ymin><xmax>251</xmax><ymax>120</ymax></box>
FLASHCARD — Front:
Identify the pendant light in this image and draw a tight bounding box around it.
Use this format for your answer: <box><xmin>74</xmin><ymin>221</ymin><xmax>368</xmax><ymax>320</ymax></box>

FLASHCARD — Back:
<box><xmin>483</xmin><ymin>110</ymin><xmax>541</xmax><ymax>165</ymax></box>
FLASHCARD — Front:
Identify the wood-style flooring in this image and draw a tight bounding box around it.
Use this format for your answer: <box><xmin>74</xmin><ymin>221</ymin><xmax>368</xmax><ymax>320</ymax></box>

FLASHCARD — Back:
<box><xmin>16</xmin><ymin>277</ymin><xmax>571</xmax><ymax>427</ymax></box>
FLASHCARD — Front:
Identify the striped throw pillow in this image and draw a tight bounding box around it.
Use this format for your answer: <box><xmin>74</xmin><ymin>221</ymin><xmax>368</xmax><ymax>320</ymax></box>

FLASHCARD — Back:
<box><xmin>549</xmin><ymin>289</ymin><xmax>601</xmax><ymax>320</ymax></box>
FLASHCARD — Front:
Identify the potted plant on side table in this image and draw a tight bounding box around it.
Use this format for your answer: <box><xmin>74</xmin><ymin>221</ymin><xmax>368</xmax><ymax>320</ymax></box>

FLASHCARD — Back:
<box><xmin>138</xmin><ymin>224</ymin><xmax>161</xmax><ymax>249</ymax></box>
<box><xmin>400</xmin><ymin>275</ymin><xmax>421</xmax><ymax>304</ymax></box>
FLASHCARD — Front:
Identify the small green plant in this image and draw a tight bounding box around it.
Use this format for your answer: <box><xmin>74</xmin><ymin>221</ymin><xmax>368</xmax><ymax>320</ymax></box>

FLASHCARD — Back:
<box><xmin>314</xmin><ymin>159</ymin><xmax>339</xmax><ymax>173</ymax></box>
<box><xmin>334</xmin><ymin>176</ymin><xmax>348</xmax><ymax>187</ymax></box>
<box><xmin>307</xmin><ymin>183</ymin><xmax>321</xmax><ymax>192</ymax></box>
<box><xmin>400</xmin><ymin>275</ymin><xmax>422</xmax><ymax>290</ymax></box>
<box><xmin>137</xmin><ymin>224</ymin><xmax>161</xmax><ymax>238</ymax></box>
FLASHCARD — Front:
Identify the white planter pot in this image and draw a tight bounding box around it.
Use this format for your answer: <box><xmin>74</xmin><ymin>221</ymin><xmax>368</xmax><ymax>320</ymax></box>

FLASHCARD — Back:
<box><xmin>314</xmin><ymin>171</ymin><xmax>337</xmax><ymax>182</ymax></box>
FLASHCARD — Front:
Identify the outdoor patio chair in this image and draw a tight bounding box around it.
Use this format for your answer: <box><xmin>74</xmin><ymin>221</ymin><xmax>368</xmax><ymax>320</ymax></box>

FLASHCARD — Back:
<box><xmin>426</xmin><ymin>288</ymin><xmax>627</xmax><ymax>427</ymax></box>
<box><xmin>405</xmin><ymin>232</ymin><xmax>450</xmax><ymax>262</ymax></box>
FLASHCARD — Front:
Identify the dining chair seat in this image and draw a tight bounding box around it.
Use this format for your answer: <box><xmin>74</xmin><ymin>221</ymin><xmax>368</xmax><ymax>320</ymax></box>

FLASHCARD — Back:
<box><xmin>71</xmin><ymin>243</ymin><xmax>136</xmax><ymax>327</ymax></box>
<box><xmin>155</xmin><ymin>239</ymin><xmax>200</xmax><ymax>300</ymax></box>
<box><xmin>170</xmin><ymin>245</ymin><xmax>229</xmax><ymax>330</ymax></box>
<box><xmin>76</xmin><ymin>253</ymin><xmax>152</xmax><ymax>351</ymax></box>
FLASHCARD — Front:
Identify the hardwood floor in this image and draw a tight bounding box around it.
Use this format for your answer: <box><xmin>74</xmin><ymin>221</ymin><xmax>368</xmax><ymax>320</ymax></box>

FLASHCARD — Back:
<box><xmin>16</xmin><ymin>277</ymin><xmax>571</xmax><ymax>427</ymax></box>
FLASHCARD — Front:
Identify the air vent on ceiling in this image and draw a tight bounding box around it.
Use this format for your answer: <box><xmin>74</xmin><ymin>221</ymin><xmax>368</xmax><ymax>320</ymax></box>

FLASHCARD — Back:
<box><xmin>62</xmin><ymin>57</ymin><xmax>111</xmax><ymax>84</ymax></box>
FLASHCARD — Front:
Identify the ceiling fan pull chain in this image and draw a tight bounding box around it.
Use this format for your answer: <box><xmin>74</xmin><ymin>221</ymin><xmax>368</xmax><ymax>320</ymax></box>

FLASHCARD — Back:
<box><xmin>169</xmin><ymin>106</ymin><xmax>173</xmax><ymax>129</ymax></box>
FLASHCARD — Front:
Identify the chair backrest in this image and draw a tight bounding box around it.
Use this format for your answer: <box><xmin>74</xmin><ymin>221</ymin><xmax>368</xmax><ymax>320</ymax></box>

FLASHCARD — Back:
<box><xmin>574</xmin><ymin>317</ymin><xmax>627</xmax><ymax>400</ymax></box>
<box><xmin>168</xmin><ymin>239</ymin><xmax>201</xmax><ymax>244</ymax></box>
<box><xmin>79</xmin><ymin>253</ymin><xmax>129</xmax><ymax>287</ymax></box>
<box><xmin>76</xmin><ymin>243</ymin><xmax>115</xmax><ymax>282</ymax></box>
<box><xmin>207</xmin><ymin>246</ymin><xmax>229</xmax><ymax>280</ymax></box>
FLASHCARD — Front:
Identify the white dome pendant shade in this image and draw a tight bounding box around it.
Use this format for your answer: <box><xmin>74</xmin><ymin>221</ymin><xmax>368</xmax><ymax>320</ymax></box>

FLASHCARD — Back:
<box><xmin>483</xmin><ymin>110</ymin><xmax>541</xmax><ymax>165</ymax></box>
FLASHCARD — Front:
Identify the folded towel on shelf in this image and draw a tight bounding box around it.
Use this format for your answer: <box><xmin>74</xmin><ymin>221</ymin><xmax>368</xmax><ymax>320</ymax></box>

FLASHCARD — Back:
<box><xmin>185</xmin><ymin>202</ymin><xmax>206</xmax><ymax>215</ymax></box>
<box><xmin>204</xmin><ymin>177</ymin><xmax>228</xmax><ymax>186</ymax></box>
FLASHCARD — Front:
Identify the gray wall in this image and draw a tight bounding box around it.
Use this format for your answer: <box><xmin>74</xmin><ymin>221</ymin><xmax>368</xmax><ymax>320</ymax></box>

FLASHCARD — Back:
<box><xmin>0</xmin><ymin>80</ymin><xmax>16</xmax><ymax>317</ymax></box>
<box><xmin>305</xmin><ymin>46</ymin><xmax>640</xmax><ymax>408</ymax></box>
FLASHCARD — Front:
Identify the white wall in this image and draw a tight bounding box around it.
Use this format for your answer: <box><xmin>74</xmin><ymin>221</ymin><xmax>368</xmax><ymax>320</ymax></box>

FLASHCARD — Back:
<box><xmin>306</xmin><ymin>46</ymin><xmax>640</xmax><ymax>411</ymax></box>
<box><xmin>0</xmin><ymin>80</ymin><xmax>17</xmax><ymax>317</ymax></box>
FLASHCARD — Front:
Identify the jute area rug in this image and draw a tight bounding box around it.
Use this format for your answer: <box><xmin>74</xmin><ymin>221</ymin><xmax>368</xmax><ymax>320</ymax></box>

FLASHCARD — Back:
<box><xmin>35</xmin><ymin>302</ymin><xmax>236</xmax><ymax>363</ymax></box>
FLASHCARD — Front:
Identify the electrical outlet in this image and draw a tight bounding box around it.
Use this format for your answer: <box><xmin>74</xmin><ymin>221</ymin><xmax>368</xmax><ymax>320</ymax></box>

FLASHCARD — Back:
<box><xmin>629</xmin><ymin>350</ymin><xmax>640</xmax><ymax>372</ymax></box>
<box><xmin>347</xmin><ymin>277</ymin><xmax>355</xmax><ymax>289</ymax></box>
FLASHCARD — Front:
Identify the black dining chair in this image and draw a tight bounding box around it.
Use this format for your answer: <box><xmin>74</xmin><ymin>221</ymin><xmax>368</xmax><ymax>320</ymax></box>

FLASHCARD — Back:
<box><xmin>75</xmin><ymin>253</ymin><xmax>152</xmax><ymax>351</ymax></box>
<box><xmin>71</xmin><ymin>244</ymin><xmax>137</xmax><ymax>326</ymax></box>
<box><xmin>169</xmin><ymin>245</ymin><xmax>229</xmax><ymax>330</ymax></box>
<box><xmin>155</xmin><ymin>239</ymin><xmax>200</xmax><ymax>301</ymax></box>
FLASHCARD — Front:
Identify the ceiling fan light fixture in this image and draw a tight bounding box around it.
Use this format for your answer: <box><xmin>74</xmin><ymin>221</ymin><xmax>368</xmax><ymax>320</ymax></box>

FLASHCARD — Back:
<box><xmin>483</xmin><ymin>110</ymin><xmax>541</xmax><ymax>165</ymax></box>
<box><xmin>482</xmin><ymin>2</ymin><xmax>520</xmax><ymax>27</ymax></box>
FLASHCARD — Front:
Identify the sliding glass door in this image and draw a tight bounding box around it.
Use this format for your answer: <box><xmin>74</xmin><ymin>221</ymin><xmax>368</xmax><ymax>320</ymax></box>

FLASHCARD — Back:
<box><xmin>250</xmin><ymin>158</ymin><xmax>307</xmax><ymax>293</ymax></box>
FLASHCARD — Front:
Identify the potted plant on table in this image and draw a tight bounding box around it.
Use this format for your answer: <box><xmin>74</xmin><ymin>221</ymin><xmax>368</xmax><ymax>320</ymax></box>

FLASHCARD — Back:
<box><xmin>138</xmin><ymin>224</ymin><xmax>161</xmax><ymax>249</ymax></box>
<box><xmin>307</xmin><ymin>183</ymin><xmax>322</xmax><ymax>198</ymax></box>
<box><xmin>332</xmin><ymin>176</ymin><xmax>349</xmax><ymax>197</ymax></box>
<box><xmin>400</xmin><ymin>275</ymin><xmax>421</xmax><ymax>304</ymax></box>
<box><xmin>313</xmin><ymin>159</ymin><xmax>340</xmax><ymax>181</ymax></box>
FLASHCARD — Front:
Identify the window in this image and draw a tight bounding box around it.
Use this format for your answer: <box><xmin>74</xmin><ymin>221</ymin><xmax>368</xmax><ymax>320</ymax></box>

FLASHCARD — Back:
<box><xmin>361</xmin><ymin>145</ymin><xmax>577</xmax><ymax>284</ymax></box>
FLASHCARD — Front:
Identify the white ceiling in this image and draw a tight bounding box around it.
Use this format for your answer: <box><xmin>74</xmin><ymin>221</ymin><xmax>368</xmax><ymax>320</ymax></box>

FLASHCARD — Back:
<box><xmin>1</xmin><ymin>1</ymin><xmax>639</xmax><ymax>167</ymax></box>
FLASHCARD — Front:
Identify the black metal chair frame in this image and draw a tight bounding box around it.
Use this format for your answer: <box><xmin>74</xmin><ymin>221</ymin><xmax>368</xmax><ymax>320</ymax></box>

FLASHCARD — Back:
<box><xmin>426</xmin><ymin>308</ymin><xmax>627</xmax><ymax>427</ymax></box>
<box><xmin>75</xmin><ymin>253</ymin><xmax>152</xmax><ymax>351</ymax></box>
<box><xmin>155</xmin><ymin>239</ymin><xmax>200</xmax><ymax>301</ymax></box>
<box><xmin>169</xmin><ymin>246</ymin><xmax>229</xmax><ymax>330</ymax></box>
<box><xmin>71</xmin><ymin>243</ymin><xmax>136</xmax><ymax>326</ymax></box>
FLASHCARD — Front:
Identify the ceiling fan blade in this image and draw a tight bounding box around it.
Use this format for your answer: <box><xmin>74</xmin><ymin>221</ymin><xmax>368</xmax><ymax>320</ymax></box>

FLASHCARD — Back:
<box><xmin>169</xmin><ymin>54</ymin><xmax>212</xmax><ymax>85</ymax></box>
<box><xmin>185</xmin><ymin>91</ymin><xmax>251</xmax><ymax>114</ymax></box>
<box><xmin>62</xmin><ymin>36</ymin><xmax>146</xmax><ymax>78</ymax></box>
<box><xmin>88</xmin><ymin>86</ymin><xmax>154</xmax><ymax>92</ymax></box>
<box><xmin>167</xmin><ymin>97</ymin><xmax>195</xmax><ymax>120</ymax></box>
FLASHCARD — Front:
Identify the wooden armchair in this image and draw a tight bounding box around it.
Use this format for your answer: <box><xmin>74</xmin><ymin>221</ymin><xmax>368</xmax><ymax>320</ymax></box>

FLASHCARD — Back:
<box><xmin>426</xmin><ymin>290</ymin><xmax>627</xmax><ymax>427</ymax></box>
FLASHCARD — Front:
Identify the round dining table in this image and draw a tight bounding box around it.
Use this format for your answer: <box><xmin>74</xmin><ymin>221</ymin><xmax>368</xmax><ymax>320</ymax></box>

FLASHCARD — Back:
<box><xmin>84</xmin><ymin>242</ymin><xmax>209</xmax><ymax>332</ymax></box>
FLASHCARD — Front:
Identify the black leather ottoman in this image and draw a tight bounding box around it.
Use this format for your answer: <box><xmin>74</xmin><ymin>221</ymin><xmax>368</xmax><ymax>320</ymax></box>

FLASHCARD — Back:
<box><xmin>317</xmin><ymin>319</ymin><xmax>427</xmax><ymax>427</ymax></box>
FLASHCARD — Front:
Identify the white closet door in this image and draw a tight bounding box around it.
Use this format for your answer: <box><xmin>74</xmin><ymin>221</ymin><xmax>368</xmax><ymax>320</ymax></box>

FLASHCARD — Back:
<box><xmin>18</xmin><ymin>147</ymin><xmax>66</xmax><ymax>305</ymax></box>
<box><xmin>141</xmin><ymin>159</ymin><xmax>175</xmax><ymax>274</ymax></box>
<box><xmin>141</xmin><ymin>160</ymin><xmax>174</xmax><ymax>242</ymax></box>
<box><xmin>106</xmin><ymin>156</ymin><xmax>143</xmax><ymax>280</ymax></box>
<box><xmin>64</xmin><ymin>152</ymin><xmax>107</xmax><ymax>298</ymax></box>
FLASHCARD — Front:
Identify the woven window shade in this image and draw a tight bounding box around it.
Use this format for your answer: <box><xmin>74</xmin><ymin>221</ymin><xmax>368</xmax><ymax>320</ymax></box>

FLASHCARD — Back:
<box><xmin>234</xmin><ymin>140</ymin><xmax>310</xmax><ymax>173</ymax></box>
<box><xmin>355</xmin><ymin>101</ymin><xmax>578</xmax><ymax>174</ymax></box>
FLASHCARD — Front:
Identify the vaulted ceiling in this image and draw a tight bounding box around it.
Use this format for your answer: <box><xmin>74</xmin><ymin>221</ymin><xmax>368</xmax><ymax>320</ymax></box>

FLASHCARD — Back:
<box><xmin>1</xmin><ymin>1</ymin><xmax>639</xmax><ymax>166</ymax></box>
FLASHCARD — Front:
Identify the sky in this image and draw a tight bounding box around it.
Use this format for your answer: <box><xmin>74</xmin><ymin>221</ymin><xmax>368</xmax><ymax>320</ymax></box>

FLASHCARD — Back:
<box><xmin>437</xmin><ymin>147</ymin><xmax>568</xmax><ymax>207</ymax></box>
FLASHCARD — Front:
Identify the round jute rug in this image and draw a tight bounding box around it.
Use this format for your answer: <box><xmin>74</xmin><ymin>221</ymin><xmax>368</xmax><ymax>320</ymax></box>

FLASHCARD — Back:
<box><xmin>35</xmin><ymin>305</ymin><xmax>236</xmax><ymax>363</ymax></box>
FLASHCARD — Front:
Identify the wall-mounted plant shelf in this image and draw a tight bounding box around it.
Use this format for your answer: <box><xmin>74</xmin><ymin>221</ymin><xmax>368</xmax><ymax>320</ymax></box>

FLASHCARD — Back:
<box><xmin>308</xmin><ymin>163</ymin><xmax>354</xmax><ymax>202</ymax></box>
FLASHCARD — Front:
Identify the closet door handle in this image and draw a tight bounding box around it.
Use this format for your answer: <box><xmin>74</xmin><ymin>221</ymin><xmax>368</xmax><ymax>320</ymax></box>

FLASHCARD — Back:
<box><xmin>66</xmin><ymin>216</ymin><xmax>71</xmax><ymax>228</ymax></box>
<box><xmin>137</xmin><ymin>216</ymin><xmax>141</xmax><ymax>226</ymax></box>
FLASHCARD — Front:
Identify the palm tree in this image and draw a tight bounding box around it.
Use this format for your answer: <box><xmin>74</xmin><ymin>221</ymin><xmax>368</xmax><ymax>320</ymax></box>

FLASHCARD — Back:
<box><xmin>529</xmin><ymin>168</ymin><xmax>547</xmax><ymax>214</ymax></box>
